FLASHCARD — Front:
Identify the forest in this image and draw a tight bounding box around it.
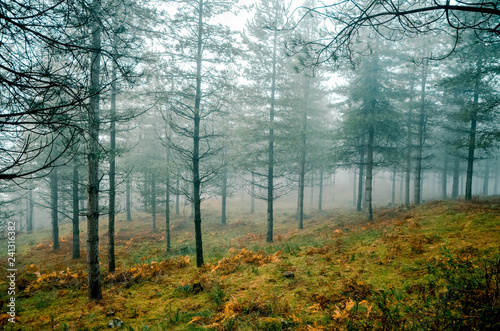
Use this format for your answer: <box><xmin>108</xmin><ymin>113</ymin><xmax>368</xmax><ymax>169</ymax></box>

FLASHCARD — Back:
<box><xmin>0</xmin><ymin>0</ymin><xmax>499</xmax><ymax>329</ymax></box>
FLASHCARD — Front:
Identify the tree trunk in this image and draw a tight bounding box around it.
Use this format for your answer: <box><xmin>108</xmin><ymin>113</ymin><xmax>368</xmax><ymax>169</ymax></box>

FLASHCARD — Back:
<box><xmin>175</xmin><ymin>172</ymin><xmax>180</xmax><ymax>215</ymax></box>
<box><xmin>391</xmin><ymin>166</ymin><xmax>396</xmax><ymax>206</ymax></box>
<box><xmin>166</xmin><ymin>129</ymin><xmax>171</xmax><ymax>252</ymax></box>
<box><xmin>405</xmin><ymin>70</ymin><xmax>415</xmax><ymax>207</ymax></box>
<box><xmin>310</xmin><ymin>172</ymin><xmax>314</xmax><ymax>208</ymax></box>
<box><xmin>483</xmin><ymin>160</ymin><xmax>490</xmax><ymax>196</ymax></box>
<box><xmin>193</xmin><ymin>0</ymin><xmax>205</xmax><ymax>267</ymax></box>
<box><xmin>298</xmin><ymin>109</ymin><xmax>307</xmax><ymax>229</ymax></box>
<box><xmin>442</xmin><ymin>152</ymin><xmax>448</xmax><ymax>200</ymax></box>
<box><xmin>267</xmin><ymin>29</ymin><xmax>278</xmax><ymax>243</ymax></box>
<box><xmin>250</xmin><ymin>172</ymin><xmax>255</xmax><ymax>214</ymax></box>
<box><xmin>352</xmin><ymin>168</ymin><xmax>357</xmax><ymax>207</ymax></box>
<box><xmin>73</xmin><ymin>160</ymin><xmax>80</xmax><ymax>259</ymax></box>
<box><xmin>151</xmin><ymin>172</ymin><xmax>156</xmax><ymax>232</ymax></box>
<box><xmin>87</xmin><ymin>0</ymin><xmax>103</xmax><ymax>301</ymax></box>
<box><xmin>221</xmin><ymin>171</ymin><xmax>227</xmax><ymax>225</ymax></box>
<box><xmin>126</xmin><ymin>177</ymin><xmax>132</xmax><ymax>221</ymax></box>
<box><xmin>27</xmin><ymin>187</ymin><xmax>33</xmax><ymax>233</ymax></box>
<box><xmin>465</xmin><ymin>59</ymin><xmax>482</xmax><ymax>201</ymax></box>
<box><xmin>414</xmin><ymin>58</ymin><xmax>428</xmax><ymax>205</ymax></box>
<box><xmin>357</xmin><ymin>152</ymin><xmax>364</xmax><ymax>212</ymax></box>
<box><xmin>332</xmin><ymin>172</ymin><xmax>336</xmax><ymax>206</ymax></box>
<box><xmin>80</xmin><ymin>182</ymin><xmax>85</xmax><ymax>221</ymax></box>
<box><xmin>365</xmin><ymin>126</ymin><xmax>374</xmax><ymax>221</ymax></box>
<box><xmin>494</xmin><ymin>163</ymin><xmax>499</xmax><ymax>195</ymax></box>
<box><xmin>108</xmin><ymin>56</ymin><xmax>117</xmax><ymax>272</ymax></box>
<box><xmin>399</xmin><ymin>172</ymin><xmax>404</xmax><ymax>204</ymax></box>
<box><xmin>318</xmin><ymin>168</ymin><xmax>323</xmax><ymax>211</ymax></box>
<box><xmin>50</xmin><ymin>168</ymin><xmax>59</xmax><ymax>250</ymax></box>
<box><xmin>452</xmin><ymin>155</ymin><xmax>460</xmax><ymax>199</ymax></box>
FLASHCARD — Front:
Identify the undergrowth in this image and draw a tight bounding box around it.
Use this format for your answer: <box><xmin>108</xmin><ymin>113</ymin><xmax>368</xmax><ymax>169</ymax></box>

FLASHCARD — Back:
<box><xmin>0</xmin><ymin>198</ymin><xmax>499</xmax><ymax>330</ymax></box>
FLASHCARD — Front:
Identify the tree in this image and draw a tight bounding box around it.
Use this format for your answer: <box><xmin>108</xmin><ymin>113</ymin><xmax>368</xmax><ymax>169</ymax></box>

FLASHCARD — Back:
<box><xmin>86</xmin><ymin>0</ymin><xmax>103</xmax><ymax>301</ymax></box>
<box><xmin>286</xmin><ymin>3</ymin><xmax>331</xmax><ymax>228</ymax></box>
<box><xmin>0</xmin><ymin>0</ymin><xmax>101</xmax><ymax>180</ymax></box>
<box><xmin>241</xmin><ymin>0</ymin><xmax>292</xmax><ymax>242</ymax></box>
<box><xmin>438</xmin><ymin>38</ymin><xmax>500</xmax><ymax>201</ymax></box>
<box><xmin>296</xmin><ymin>0</ymin><xmax>500</xmax><ymax>64</ymax></box>
<box><xmin>336</xmin><ymin>35</ymin><xmax>402</xmax><ymax>221</ymax></box>
<box><xmin>162</xmin><ymin>0</ymin><xmax>236</xmax><ymax>266</ymax></box>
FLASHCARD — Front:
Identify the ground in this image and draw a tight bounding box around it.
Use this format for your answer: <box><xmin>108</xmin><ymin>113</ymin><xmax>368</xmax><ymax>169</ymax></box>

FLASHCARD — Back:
<box><xmin>0</xmin><ymin>197</ymin><xmax>499</xmax><ymax>330</ymax></box>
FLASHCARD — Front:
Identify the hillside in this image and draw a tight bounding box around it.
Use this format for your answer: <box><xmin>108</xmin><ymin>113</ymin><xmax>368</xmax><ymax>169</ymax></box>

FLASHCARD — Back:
<box><xmin>1</xmin><ymin>198</ymin><xmax>500</xmax><ymax>330</ymax></box>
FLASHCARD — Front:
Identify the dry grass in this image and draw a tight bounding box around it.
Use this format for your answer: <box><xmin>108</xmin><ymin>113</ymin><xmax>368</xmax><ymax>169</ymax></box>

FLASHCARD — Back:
<box><xmin>0</xmin><ymin>197</ymin><xmax>499</xmax><ymax>330</ymax></box>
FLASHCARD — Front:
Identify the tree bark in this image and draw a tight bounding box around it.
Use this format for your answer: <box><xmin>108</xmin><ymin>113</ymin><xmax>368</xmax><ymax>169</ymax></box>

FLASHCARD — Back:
<box><xmin>405</xmin><ymin>69</ymin><xmax>415</xmax><ymax>207</ymax></box>
<box><xmin>166</xmin><ymin>128</ymin><xmax>171</xmax><ymax>252</ymax></box>
<box><xmin>175</xmin><ymin>172</ymin><xmax>180</xmax><ymax>215</ymax></box>
<box><xmin>221</xmin><ymin>171</ymin><xmax>227</xmax><ymax>225</ymax></box>
<box><xmin>331</xmin><ymin>172</ymin><xmax>336</xmax><ymax>206</ymax></box>
<box><xmin>365</xmin><ymin>126</ymin><xmax>374</xmax><ymax>221</ymax></box>
<box><xmin>298</xmin><ymin>108</ymin><xmax>307</xmax><ymax>229</ymax></box>
<box><xmin>50</xmin><ymin>168</ymin><xmax>59</xmax><ymax>250</ymax></box>
<box><xmin>250</xmin><ymin>172</ymin><xmax>255</xmax><ymax>214</ymax></box>
<box><xmin>151</xmin><ymin>172</ymin><xmax>156</xmax><ymax>232</ymax></box>
<box><xmin>126</xmin><ymin>177</ymin><xmax>132</xmax><ymax>221</ymax></box>
<box><xmin>391</xmin><ymin>166</ymin><xmax>396</xmax><ymax>206</ymax></box>
<box><xmin>27</xmin><ymin>187</ymin><xmax>33</xmax><ymax>233</ymax></box>
<box><xmin>267</xmin><ymin>29</ymin><xmax>278</xmax><ymax>243</ymax></box>
<box><xmin>442</xmin><ymin>152</ymin><xmax>448</xmax><ymax>200</ymax></box>
<box><xmin>108</xmin><ymin>55</ymin><xmax>117</xmax><ymax>272</ymax></box>
<box><xmin>414</xmin><ymin>58</ymin><xmax>428</xmax><ymax>205</ymax></box>
<box><xmin>494</xmin><ymin>163</ymin><xmax>499</xmax><ymax>195</ymax></box>
<box><xmin>73</xmin><ymin>159</ymin><xmax>80</xmax><ymax>259</ymax></box>
<box><xmin>352</xmin><ymin>168</ymin><xmax>357</xmax><ymax>207</ymax></box>
<box><xmin>87</xmin><ymin>0</ymin><xmax>103</xmax><ymax>301</ymax></box>
<box><xmin>482</xmin><ymin>160</ymin><xmax>490</xmax><ymax>196</ymax></box>
<box><xmin>193</xmin><ymin>0</ymin><xmax>205</xmax><ymax>267</ymax></box>
<box><xmin>452</xmin><ymin>155</ymin><xmax>460</xmax><ymax>199</ymax></box>
<box><xmin>318</xmin><ymin>168</ymin><xmax>323</xmax><ymax>211</ymax></box>
<box><xmin>465</xmin><ymin>59</ymin><xmax>482</xmax><ymax>201</ymax></box>
<box><xmin>357</xmin><ymin>152</ymin><xmax>364</xmax><ymax>212</ymax></box>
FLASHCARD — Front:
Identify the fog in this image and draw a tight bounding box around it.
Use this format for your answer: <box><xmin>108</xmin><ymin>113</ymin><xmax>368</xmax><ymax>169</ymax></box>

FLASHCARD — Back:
<box><xmin>0</xmin><ymin>0</ymin><xmax>499</xmax><ymax>304</ymax></box>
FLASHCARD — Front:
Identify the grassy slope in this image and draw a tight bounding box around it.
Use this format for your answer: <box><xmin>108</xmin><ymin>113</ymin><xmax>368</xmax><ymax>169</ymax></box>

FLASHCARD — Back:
<box><xmin>0</xmin><ymin>198</ymin><xmax>499</xmax><ymax>330</ymax></box>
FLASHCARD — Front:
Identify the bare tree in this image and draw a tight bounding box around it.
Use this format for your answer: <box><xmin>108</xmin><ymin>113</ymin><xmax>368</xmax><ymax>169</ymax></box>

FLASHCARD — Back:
<box><xmin>294</xmin><ymin>1</ymin><xmax>499</xmax><ymax>63</ymax></box>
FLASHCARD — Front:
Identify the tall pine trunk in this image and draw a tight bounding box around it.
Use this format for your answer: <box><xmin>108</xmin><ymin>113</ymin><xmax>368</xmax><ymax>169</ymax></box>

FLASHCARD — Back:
<box><xmin>482</xmin><ymin>160</ymin><xmax>490</xmax><ymax>196</ymax></box>
<box><xmin>175</xmin><ymin>172</ymin><xmax>180</xmax><ymax>215</ymax></box>
<box><xmin>166</xmin><ymin>128</ymin><xmax>171</xmax><ymax>252</ymax></box>
<box><xmin>221</xmin><ymin>171</ymin><xmax>227</xmax><ymax>225</ymax></box>
<box><xmin>452</xmin><ymin>156</ymin><xmax>460</xmax><ymax>199</ymax></box>
<box><xmin>87</xmin><ymin>0</ymin><xmax>103</xmax><ymax>300</ymax></box>
<box><xmin>414</xmin><ymin>58</ymin><xmax>428</xmax><ymax>205</ymax></box>
<box><xmin>108</xmin><ymin>54</ymin><xmax>117</xmax><ymax>272</ymax></box>
<box><xmin>250</xmin><ymin>172</ymin><xmax>255</xmax><ymax>214</ymax></box>
<box><xmin>73</xmin><ymin>159</ymin><xmax>80</xmax><ymax>258</ymax></box>
<box><xmin>193</xmin><ymin>0</ymin><xmax>205</xmax><ymax>266</ymax></box>
<box><xmin>27</xmin><ymin>187</ymin><xmax>33</xmax><ymax>233</ymax></box>
<box><xmin>318</xmin><ymin>168</ymin><xmax>323</xmax><ymax>212</ymax></box>
<box><xmin>357</xmin><ymin>152</ymin><xmax>364</xmax><ymax>212</ymax></box>
<box><xmin>297</xmin><ymin>108</ymin><xmax>307</xmax><ymax>229</ymax></box>
<box><xmin>442</xmin><ymin>153</ymin><xmax>448</xmax><ymax>200</ymax></box>
<box><xmin>391</xmin><ymin>166</ymin><xmax>396</xmax><ymax>206</ymax></box>
<box><xmin>405</xmin><ymin>70</ymin><xmax>415</xmax><ymax>206</ymax></box>
<box><xmin>50</xmin><ymin>168</ymin><xmax>59</xmax><ymax>250</ymax></box>
<box><xmin>126</xmin><ymin>177</ymin><xmax>132</xmax><ymax>221</ymax></box>
<box><xmin>493</xmin><ymin>164</ymin><xmax>499</xmax><ymax>195</ymax></box>
<box><xmin>267</xmin><ymin>29</ymin><xmax>278</xmax><ymax>243</ymax></box>
<box><xmin>465</xmin><ymin>59</ymin><xmax>482</xmax><ymax>201</ymax></box>
<box><xmin>365</xmin><ymin>126</ymin><xmax>374</xmax><ymax>221</ymax></box>
<box><xmin>151</xmin><ymin>173</ymin><xmax>156</xmax><ymax>232</ymax></box>
<box><xmin>352</xmin><ymin>169</ymin><xmax>357</xmax><ymax>207</ymax></box>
